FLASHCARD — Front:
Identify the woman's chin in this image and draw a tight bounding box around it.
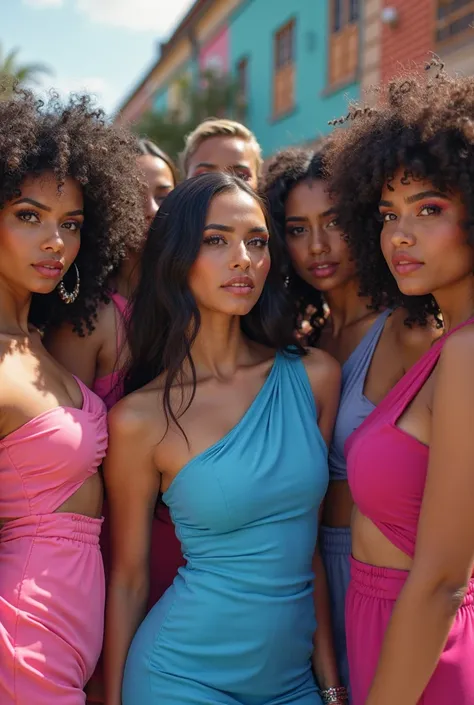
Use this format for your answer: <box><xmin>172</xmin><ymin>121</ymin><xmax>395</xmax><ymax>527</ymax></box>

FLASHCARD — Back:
<box><xmin>395</xmin><ymin>279</ymin><xmax>431</xmax><ymax>298</ymax></box>
<box><xmin>30</xmin><ymin>282</ymin><xmax>61</xmax><ymax>297</ymax></box>
<box><xmin>202</xmin><ymin>298</ymin><xmax>259</xmax><ymax>317</ymax></box>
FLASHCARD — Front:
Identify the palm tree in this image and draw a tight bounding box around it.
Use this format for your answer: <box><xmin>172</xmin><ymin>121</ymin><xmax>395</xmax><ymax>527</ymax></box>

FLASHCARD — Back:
<box><xmin>0</xmin><ymin>43</ymin><xmax>52</xmax><ymax>95</ymax></box>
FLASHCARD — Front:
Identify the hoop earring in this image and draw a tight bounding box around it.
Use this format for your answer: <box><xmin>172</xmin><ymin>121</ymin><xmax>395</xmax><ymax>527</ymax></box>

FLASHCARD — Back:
<box><xmin>57</xmin><ymin>263</ymin><xmax>80</xmax><ymax>304</ymax></box>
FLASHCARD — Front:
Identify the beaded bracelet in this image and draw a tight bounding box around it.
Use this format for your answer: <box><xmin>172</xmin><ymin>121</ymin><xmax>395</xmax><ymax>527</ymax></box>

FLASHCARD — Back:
<box><xmin>320</xmin><ymin>686</ymin><xmax>349</xmax><ymax>704</ymax></box>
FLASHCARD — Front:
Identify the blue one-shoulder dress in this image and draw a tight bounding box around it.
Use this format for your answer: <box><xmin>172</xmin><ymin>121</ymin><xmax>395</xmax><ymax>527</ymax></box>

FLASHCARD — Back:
<box><xmin>123</xmin><ymin>351</ymin><xmax>329</xmax><ymax>705</ymax></box>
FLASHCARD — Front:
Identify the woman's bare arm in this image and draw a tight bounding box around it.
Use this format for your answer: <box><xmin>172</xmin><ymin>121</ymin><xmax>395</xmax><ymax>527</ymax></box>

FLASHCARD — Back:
<box><xmin>312</xmin><ymin>543</ymin><xmax>340</xmax><ymax>689</ymax></box>
<box><xmin>304</xmin><ymin>349</ymin><xmax>342</xmax><ymax>689</ymax></box>
<box><xmin>103</xmin><ymin>396</ymin><xmax>161</xmax><ymax>705</ymax></box>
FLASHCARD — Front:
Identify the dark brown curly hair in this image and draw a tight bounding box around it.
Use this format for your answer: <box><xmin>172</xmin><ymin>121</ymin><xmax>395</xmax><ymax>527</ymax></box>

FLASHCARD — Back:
<box><xmin>0</xmin><ymin>87</ymin><xmax>146</xmax><ymax>334</ymax></box>
<box><xmin>325</xmin><ymin>59</ymin><xmax>474</xmax><ymax>327</ymax></box>
<box><xmin>261</xmin><ymin>145</ymin><xmax>331</xmax><ymax>346</ymax></box>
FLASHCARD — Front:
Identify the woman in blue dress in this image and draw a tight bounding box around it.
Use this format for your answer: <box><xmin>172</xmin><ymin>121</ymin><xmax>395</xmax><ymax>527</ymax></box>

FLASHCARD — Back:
<box><xmin>103</xmin><ymin>173</ymin><xmax>343</xmax><ymax>705</ymax></box>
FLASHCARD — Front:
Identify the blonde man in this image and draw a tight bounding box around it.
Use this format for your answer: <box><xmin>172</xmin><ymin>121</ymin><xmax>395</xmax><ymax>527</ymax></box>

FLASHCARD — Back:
<box><xmin>181</xmin><ymin>118</ymin><xmax>262</xmax><ymax>189</ymax></box>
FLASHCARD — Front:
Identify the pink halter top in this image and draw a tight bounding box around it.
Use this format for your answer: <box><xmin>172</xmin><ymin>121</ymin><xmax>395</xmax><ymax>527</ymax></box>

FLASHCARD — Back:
<box><xmin>92</xmin><ymin>292</ymin><xmax>128</xmax><ymax>410</ymax></box>
<box><xmin>0</xmin><ymin>376</ymin><xmax>107</xmax><ymax>518</ymax></box>
<box><xmin>346</xmin><ymin>317</ymin><xmax>474</xmax><ymax>559</ymax></box>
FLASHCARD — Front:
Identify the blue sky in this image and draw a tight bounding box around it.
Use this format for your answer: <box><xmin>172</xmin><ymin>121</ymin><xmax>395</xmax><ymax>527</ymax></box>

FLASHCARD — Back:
<box><xmin>1</xmin><ymin>0</ymin><xmax>195</xmax><ymax>115</ymax></box>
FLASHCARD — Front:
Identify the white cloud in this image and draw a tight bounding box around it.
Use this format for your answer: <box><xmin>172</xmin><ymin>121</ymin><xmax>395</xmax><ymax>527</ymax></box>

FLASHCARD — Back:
<box><xmin>76</xmin><ymin>0</ymin><xmax>195</xmax><ymax>34</ymax></box>
<box><xmin>23</xmin><ymin>0</ymin><xmax>64</xmax><ymax>7</ymax></box>
<box><xmin>22</xmin><ymin>0</ymin><xmax>195</xmax><ymax>35</ymax></box>
<box><xmin>38</xmin><ymin>75</ymin><xmax>116</xmax><ymax>113</ymax></box>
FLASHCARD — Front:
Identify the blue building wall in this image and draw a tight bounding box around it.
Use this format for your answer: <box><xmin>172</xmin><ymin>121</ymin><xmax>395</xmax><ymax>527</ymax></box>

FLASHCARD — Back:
<box><xmin>229</xmin><ymin>0</ymin><xmax>360</xmax><ymax>156</ymax></box>
<box><xmin>152</xmin><ymin>88</ymin><xmax>168</xmax><ymax>113</ymax></box>
<box><xmin>152</xmin><ymin>53</ymin><xmax>200</xmax><ymax>115</ymax></box>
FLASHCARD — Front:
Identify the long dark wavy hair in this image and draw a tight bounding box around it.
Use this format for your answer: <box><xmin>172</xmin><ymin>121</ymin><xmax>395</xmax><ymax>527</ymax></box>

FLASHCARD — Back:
<box><xmin>124</xmin><ymin>172</ymin><xmax>303</xmax><ymax>434</ymax></box>
<box><xmin>261</xmin><ymin>145</ymin><xmax>332</xmax><ymax>346</ymax></box>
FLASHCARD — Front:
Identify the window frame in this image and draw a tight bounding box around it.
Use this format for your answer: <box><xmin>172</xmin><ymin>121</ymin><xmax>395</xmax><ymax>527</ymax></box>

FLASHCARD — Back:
<box><xmin>327</xmin><ymin>0</ymin><xmax>360</xmax><ymax>90</ymax></box>
<box><xmin>274</xmin><ymin>19</ymin><xmax>295</xmax><ymax>71</ymax></box>
<box><xmin>272</xmin><ymin>18</ymin><xmax>297</xmax><ymax>119</ymax></box>
<box><xmin>435</xmin><ymin>0</ymin><xmax>474</xmax><ymax>49</ymax></box>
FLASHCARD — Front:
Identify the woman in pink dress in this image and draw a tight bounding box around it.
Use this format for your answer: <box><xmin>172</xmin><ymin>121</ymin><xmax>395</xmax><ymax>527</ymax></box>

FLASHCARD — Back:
<box><xmin>47</xmin><ymin>138</ymin><xmax>178</xmax><ymax>410</ymax></box>
<box><xmin>325</xmin><ymin>61</ymin><xmax>474</xmax><ymax>704</ymax></box>
<box><xmin>0</xmin><ymin>88</ymin><xmax>144</xmax><ymax>705</ymax></box>
<box><xmin>46</xmin><ymin>138</ymin><xmax>180</xmax><ymax>704</ymax></box>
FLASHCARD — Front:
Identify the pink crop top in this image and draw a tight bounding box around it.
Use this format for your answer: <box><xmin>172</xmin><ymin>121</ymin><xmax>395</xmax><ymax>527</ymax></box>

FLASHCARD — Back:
<box><xmin>346</xmin><ymin>318</ymin><xmax>474</xmax><ymax>559</ymax></box>
<box><xmin>0</xmin><ymin>376</ymin><xmax>107</xmax><ymax>519</ymax></box>
<box><xmin>92</xmin><ymin>291</ymin><xmax>128</xmax><ymax>410</ymax></box>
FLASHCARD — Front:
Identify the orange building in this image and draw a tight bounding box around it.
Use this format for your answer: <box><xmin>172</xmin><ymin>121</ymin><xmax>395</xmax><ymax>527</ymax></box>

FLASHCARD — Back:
<box><xmin>360</xmin><ymin>0</ymin><xmax>474</xmax><ymax>94</ymax></box>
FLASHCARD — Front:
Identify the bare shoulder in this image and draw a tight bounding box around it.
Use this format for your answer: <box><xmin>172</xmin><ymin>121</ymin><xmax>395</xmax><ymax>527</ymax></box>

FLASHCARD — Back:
<box><xmin>108</xmin><ymin>384</ymin><xmax>164</xmax><ymax>445</ymax></box>
<box><xmin>300</xmin><ymin>347</ymin><xmax>341</xmax><ymax>396</ymax></box>
<box><xmin>0</xmin><ymin>339</ymin><xmax>16</xmax><ymax>399</ymax></box>
<box><xmin>431</xmin><ymin>325</ymin><xmax>474</xmax><ymax>427</ymax></box>
<box><xmin>438</xmin><ymin>324</ymin><xmax>474</xmax><ymax>373</ymax></box>
<box><xmin>299</xmin><ymin>348</ymin><xmax>340</xmax><ymax>442</ymax></box>
<box><xmin>46</xmin><ymin>298</ymin><xmax>115</xmax><ymax>349</ymax></box>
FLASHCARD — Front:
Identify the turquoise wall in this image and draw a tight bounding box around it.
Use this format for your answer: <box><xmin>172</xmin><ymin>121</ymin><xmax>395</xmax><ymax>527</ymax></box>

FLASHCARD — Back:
<box><xmin>152</xmin><ymin>53</ymin><xmax>199</xmax><ymax>115</ymax></box>
<box><xmin>189</xmin><ymin>54</ymin><xmax>200</xmax><ymax>87</ymax></box>
<box><xmin>229</xmin><ymin>0</ymin><xmax>360</xmax><ymax>156</ymax></box>
<box><xmin>152</xmin><ymin>88</ymin><xmax>168</xmax><ymax>113</ymax></box>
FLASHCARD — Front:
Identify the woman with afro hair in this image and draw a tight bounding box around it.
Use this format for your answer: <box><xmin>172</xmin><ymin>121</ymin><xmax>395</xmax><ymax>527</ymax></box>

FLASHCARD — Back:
<box><xmin>325</xmin><ymin>60</ymin><xmax>474</xmax><ymax>705</ymax></box>
<box><xmin>0</xmin><ymin>87</ymin><xmax>145</xmax><ymax>704</ymax></box>
<box><xmin>46</xmin><ymin>137</ymin><xmax>178</xmax><ymax>410</ymax></box>
<box><xmin>46</xmin><ymin>136</ymin><xmax>180</xmax><ymax>704</ymax></box>
<box><xmin>261</xmin><ymin>143</ymin><xmax>436</xmax><ymax>700</ymax></box>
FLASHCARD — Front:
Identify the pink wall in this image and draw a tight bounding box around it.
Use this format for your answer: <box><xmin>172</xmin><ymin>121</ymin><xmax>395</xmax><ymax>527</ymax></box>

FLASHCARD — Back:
<box><xmin>199</xmin><ymin>25</ymin><xmax>229</xmax><ymax>75</ymax></box>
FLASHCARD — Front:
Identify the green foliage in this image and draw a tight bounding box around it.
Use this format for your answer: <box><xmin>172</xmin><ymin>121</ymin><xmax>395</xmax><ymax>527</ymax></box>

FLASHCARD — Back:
<box><xmin>0</xmin><ymin>43</ymin><xmax>52</xmax><ymax>96</ymax></box>
<box><xmin>135</xmin><ymin>69</ymin><xmax>246</xmax><ymax>166</ymax></box>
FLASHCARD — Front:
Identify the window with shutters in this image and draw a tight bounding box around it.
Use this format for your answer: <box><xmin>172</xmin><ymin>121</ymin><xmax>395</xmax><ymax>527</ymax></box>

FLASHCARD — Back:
<box><xmin>328</xmin><ymin>0</ymin><xmax>359</xmax><ymax>88</ymax></box>
<box><xmin>436</xmin><ymin>0</ymin><xmax>474</xmax><ymax>48</ymax></box>
<box><xmin>273</xmin><ymin>19</ymin><xmax>296</xmax><ymax>118</ymax></box>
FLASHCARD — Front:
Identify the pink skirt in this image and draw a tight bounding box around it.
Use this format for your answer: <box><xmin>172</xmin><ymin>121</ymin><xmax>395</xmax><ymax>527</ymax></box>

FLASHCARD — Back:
<box><xmin>0</xmin><ymin>513</ymin><xmax>104</xmax><ymax>705</ymax></box>
<box><xmin>346</xmin><ymin>557</ymin><xmax>474</xmax><ymax>704</ymax></box>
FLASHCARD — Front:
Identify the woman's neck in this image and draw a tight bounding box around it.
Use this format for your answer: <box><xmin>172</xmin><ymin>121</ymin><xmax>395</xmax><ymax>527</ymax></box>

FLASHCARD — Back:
<box><xmin>0</xmin><ymin>281</ymin><xmax>32</xmax><ymax>336</ymax></box>
<box><xmin>435</xmin><ymin>274</ymin><xmax>474</xmax><ymax>333</ymax></box>
<box><xmin>324</xmin><ymin>278</ymin><xmax>373</xmax><ymax>337</ymax></box>
<box><xmin>190</xmin><ymin>311</ymin><xmax>250</xmax><ymax>380</ymax></box>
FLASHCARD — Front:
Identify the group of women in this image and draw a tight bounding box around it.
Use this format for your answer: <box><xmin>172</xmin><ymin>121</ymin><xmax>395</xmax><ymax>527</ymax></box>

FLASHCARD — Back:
<box><xmin>1</xmin><ymin>59</ymin><xmax>474</xmax><ymax>705</ymax></box>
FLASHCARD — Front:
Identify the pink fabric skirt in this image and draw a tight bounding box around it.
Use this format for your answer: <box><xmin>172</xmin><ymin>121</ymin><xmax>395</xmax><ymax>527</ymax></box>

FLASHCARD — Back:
<box><xmin>346</xmin><ymin>557</ymin><xmax>474</xmax><ymax>705</ymax></box>
<box><xmin>0</xmin><ymin>513</ymin><xmax>104</xmax><ymax>705</ymax></box>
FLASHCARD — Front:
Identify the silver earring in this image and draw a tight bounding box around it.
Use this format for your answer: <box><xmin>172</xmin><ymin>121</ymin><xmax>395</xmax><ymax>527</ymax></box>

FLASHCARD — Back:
<box><xmin>57</xmin><ymin>263</ymin><xmax>80</xmax><ymax>304</ymax></box>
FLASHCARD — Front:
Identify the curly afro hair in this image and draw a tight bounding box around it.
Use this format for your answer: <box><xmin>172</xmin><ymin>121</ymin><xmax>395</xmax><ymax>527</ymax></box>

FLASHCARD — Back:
<box><xmin>0</xmin><ymin>87</ymin><xmax>146</xmax><ymax>334</ymax></box>
<box><xmin>261</xmin><ymin>145</ymin><xmax>332</xmax><ymax>346</ymax></box>
<box><xmin>325</xmin><ymin>59</ymin><xmax>474</xmax><ymax>327</ymax></box>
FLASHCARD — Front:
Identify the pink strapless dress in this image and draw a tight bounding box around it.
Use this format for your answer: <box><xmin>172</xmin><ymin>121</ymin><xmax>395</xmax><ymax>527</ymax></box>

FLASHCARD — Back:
<box><xmin>0</xmin><ymin>376</ymin><xmax>108</xmax><ymax>704</ymax></box>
